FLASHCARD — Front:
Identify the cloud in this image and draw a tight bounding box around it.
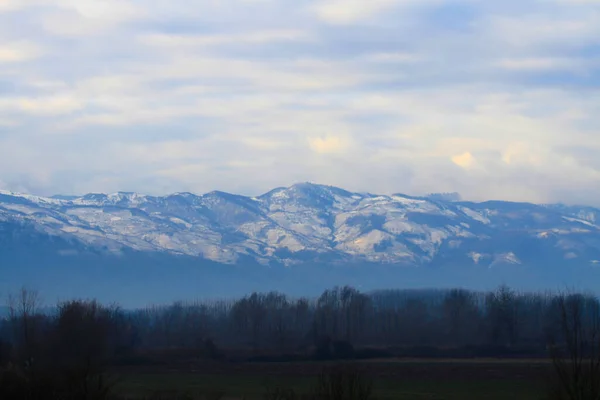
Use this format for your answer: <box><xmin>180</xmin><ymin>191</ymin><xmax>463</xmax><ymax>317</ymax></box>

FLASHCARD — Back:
<box><xmin>451</xmin><ymin>152</ymin><xmax>475</xmax><ymax>169</ymax></box>
<box><xmin>41</xmin><ymin>1</ymin><xmax>144</xmax><ymax>36</ymax></box>
<box><xmin>364</xmin><ymin>52</ymin><xmax>421</xmax><ymax>63</ymax></box>
<box><xmin>312</xmin><ymin>0</ymin><xmax>454</xmax><ymax>24</ymax></box>
<box><xmin>0</xmin><ymin>40</ymin><xmax>43</xmax><ymax>62</ymax></box>
<box><xmin>496</xmin><ymin>57</ymin><xmax>589</xmax><ymax>72</ymax></box>
<box><xmin>482</xmin><ymin>11</ymin><xmax>600</xmax><ymax>48</ymax></box>
<box><xmin>308</xmin><ymin>136</ymin><xmax>348</xmax><ymax>153</ymax></box>
<box><xmin>0</xmin><ymin>95</ymin><xmax>83</xmax><ymax>116</ymax></box>
<box><xmin>0</xmin><ymin>0</ymin><xmax>33</xmax><ymax>13</ymax></box>
<box><xmin>139</xmin><ymin>30</ymin><xmax>313</xmax><ymax>47</ymax></box>
<box><xmin>554</xmin><ymin>0</ymin><xmax>600</xmax><ymax>4</ymax></box>
<box><xmin>0</xmin><ymin>0</ymin><xmax>599</xmax><ymax>205</ymax></box>
<box><xmin>313</xmin><ymin>0</ymin><xmax>401</xmax><ymax>24</ymax></box>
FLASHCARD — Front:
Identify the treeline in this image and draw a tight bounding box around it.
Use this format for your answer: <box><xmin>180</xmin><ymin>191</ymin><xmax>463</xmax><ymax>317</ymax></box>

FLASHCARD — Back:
<box><xmin>1</xmin><ymin>285</ymin><xmax>598</xmax><ymax>363</ymax></box>
<box><xmin>2</xmin><ymin>285</ymin><xmax>600</xmax><ymax>399</ymax></box>
<box><xmin>116</xmin><ymin>285</ymin><xmax>600</xmax><ymax>358</ymax></box>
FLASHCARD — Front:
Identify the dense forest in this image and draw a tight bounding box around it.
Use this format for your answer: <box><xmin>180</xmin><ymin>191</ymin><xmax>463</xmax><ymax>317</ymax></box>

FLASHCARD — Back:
<box><xmin>1</xmin><ymin>285</ymin><xmax>600</xmax><ymax>399</ymax></box>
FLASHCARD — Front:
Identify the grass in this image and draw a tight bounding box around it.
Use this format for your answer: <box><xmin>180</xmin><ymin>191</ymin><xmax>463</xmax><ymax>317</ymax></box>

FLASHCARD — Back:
<box><xmin>111</xmin><ymin>359</ymin><xmax>551</xmax><ymax>400</ymax></box>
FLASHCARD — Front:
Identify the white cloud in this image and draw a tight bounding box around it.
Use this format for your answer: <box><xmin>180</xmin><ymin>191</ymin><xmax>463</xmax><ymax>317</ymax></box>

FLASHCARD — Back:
<box><xmin>364</xmin><ymin>52</ymin><xmax>421</xmax><ymax>63</ymax></box>
<box><xmin>312</xmin><ymin>0</ymin><xmax>455</xmax><ymax>24</ymax></box>
<box><xmin>308</xmin><ymin>136</ymin><xmax>349</xmax><ymax>154</ymax></box>
<box><xmin>496</xmin><ymin>57</ymin><xmax>587</xmax><ymax>72</ymax></box>
<box><xmin>0</xmin><ymin>41</ymin><xmax>43</xmax><ymax>62</ymax></box>
<box><xmin>0</xmin><ymin>0</ymin><xmax>37</xmax><ymax>12</ymax></box>
<box><xmin>483</xmin><ymin>12</ymin><xmax>600</xmax><ymax>48</ymax></box>
<box><xmin>553</xmin><ymin>0</ymin><xmax>600</xmax><ymax>3</ymax></box>
<box><xmin>39</xmin><ymin>1</ymin><xmax>144</xmax><ymax>36</ymax></box>
<box><xmin>139</xmin><ymin>30</ymin><xmax>313</xmax><ymax>47</ymax></box>
<box><xmin>451</xmin><ymin>152</ymin><xmax>475</xmax><ymax>169</ymax></box>
<box><xmin>0</xmin><ymin>95</ymin><xmax>82</xmax><ymax>116</ymax></box>
<box><xmin>0</xmin><ymin>0</ymin><xmax>599</xmax><ymax>205</ymax></box>
<box><xmin>313</xmin><ymin>0</ymin><xmax>400</xmax><ymax>24</ymax></box>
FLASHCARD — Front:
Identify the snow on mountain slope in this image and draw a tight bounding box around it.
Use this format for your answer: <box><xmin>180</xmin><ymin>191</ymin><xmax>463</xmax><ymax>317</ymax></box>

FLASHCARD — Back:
<box><xmin>1</xmin><ymin>183</ymin><xmax>600</xmax><ymax>267</ymax></box>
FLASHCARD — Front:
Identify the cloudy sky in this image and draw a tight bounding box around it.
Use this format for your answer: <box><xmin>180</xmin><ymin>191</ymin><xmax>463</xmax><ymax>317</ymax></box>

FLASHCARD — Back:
<box><xmin>0</xmin><ymin>0</ymin><xmax>599</xmax><ymax>204</ymax></box>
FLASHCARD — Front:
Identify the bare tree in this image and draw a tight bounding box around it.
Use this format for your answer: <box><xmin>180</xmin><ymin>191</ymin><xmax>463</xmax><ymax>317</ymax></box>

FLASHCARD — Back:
<box><xmin>7</xmin><ymin>287</ymin><xmax>43</xmax><ymax>373</ymax></box>
<box><xmin>486</xmin><ymin>285</ymin><xmax>519</xmax><ymax>346</ymax></box>
<box><xmin>442</xmin><ymin>289</ymin><xmax>481</xmax><ymax>346</ymax></box>
<box><xmin>231</xmin><ymin>293</ymin><xmax>267</xmax><ymax>350</ymax></box>
<box><xmin>548</xmin><ymin>293</ymin><xmax>600</xmax><ymax>400</ymax></box>
<box><xmin>265</xmin><ymin>292</ymin><xmax>290</xmax><ymax>351</ymax></box>
<box><xmin>53</xmin><ymin>299</ymin><xmax>120</xmax><ymax>399</ymax></box>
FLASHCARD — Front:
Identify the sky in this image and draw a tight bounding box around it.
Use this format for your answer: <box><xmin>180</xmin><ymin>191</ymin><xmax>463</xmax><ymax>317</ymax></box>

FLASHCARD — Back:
<box><xmin>0</xmin><ymin>0</ymin><xmax>599</xmax><ymax>205</ymax></box>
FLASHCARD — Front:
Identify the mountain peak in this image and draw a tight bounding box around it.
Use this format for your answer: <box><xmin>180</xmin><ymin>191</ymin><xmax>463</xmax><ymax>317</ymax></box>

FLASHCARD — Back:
<box><xmin>259</xmin><ymin>182</ymin><xmax>356</xmax><ymax>209</ymax></box>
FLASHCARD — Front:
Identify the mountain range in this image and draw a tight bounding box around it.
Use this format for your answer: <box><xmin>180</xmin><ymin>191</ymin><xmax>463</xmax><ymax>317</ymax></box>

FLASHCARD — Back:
<box><xmin>1</xmin><ymin>183</ymin><xmax>600</xmax><ymax>306</ymax></box>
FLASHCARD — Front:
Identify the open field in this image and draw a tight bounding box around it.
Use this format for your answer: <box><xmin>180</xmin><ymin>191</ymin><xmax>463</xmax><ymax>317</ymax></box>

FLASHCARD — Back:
<box><xmin>111</xmin><ymin>359</ymin><xmax>554</xmax><ymax>399</ymax></box>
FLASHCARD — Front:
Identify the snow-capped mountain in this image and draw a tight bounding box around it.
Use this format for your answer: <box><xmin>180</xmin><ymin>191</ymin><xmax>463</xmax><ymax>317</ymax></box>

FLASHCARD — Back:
<box><xmin>1</xmin><ymin>182</ymin><xmax>600</xmax><ymax>269</ymax></box>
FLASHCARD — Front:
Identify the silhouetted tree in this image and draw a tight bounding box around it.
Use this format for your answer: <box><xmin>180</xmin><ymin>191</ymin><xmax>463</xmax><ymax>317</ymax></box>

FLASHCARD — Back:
<box><xmin>442</xmin><ymin>289</ymin><xmax>481</xmax><ymax>346</ymax></box>
<box><xmin>486</xmin><ymin>285</ymin><xmax>520</xmax><ymax>346</ymax></box>
<box><xmin>548</xmin><ymin>293</ymin><xmax>600</xmax><ymax>400</ymax></box>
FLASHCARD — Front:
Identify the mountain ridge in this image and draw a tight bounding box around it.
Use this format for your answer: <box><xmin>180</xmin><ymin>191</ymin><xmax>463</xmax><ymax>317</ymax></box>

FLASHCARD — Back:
<box><xmin>1</xmin><ymin>182</ymin><xmax>599</xmax><ymax>269</ymax></box>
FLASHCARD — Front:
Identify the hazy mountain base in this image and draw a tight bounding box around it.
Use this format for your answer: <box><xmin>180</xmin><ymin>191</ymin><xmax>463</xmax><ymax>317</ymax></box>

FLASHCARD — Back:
<box><xmin>2</xmin><ymin>225</ymin><xmax>599</xmax><ymax>307</ymax></box>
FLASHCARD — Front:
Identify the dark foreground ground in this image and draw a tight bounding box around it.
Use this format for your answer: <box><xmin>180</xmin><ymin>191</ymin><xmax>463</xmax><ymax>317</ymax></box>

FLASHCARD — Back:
<box><xmin>111</xmin><ymin>359</ymin><xmax>554</xmax><ymax>400</ymax></box>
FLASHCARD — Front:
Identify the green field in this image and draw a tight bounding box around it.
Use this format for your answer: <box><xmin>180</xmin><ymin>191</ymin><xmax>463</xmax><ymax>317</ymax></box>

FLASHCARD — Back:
<box><xmin>111</xmin><ymin>359</ymin><xmax>553</xmax><ymax>400</ymax></box>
